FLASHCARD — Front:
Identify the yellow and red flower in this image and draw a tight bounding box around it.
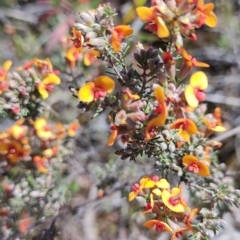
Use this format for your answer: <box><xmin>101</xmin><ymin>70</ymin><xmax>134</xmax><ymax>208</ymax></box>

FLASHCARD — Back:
<box><xmin>67</xmin><ymin>121</ymin><xmax>80</xmax><ymax>137</ymax></box>
<box><xmin>180</xmin><ymin>49</ymin><xmax>209</xmax><ymax>79</ymax></box>
<box><xmin>83</xmin><ymin>49</ymin><xmax>100</xmax><ymax>66</ymax></box>
<box><xmin>170</xmin><ymin>118</ymin><xmax>197</xmax><ymax>141</ymax></box>
<box><xmin>37</xmin><ymin>73</ymin><xmax>61</xmax><ymax>99</ymax></box>
<box><xmin>128</xmin><ymin>177</ymin><xmax>149</xmax><ymax>201</ymax></box>
<box><xmin>144</xmin><ymin>219</ymin><xmax>173</xmax><ymax>233</ymax></box>
<box><xmin>110</xmin><ymin>25</ymin><xmax>133</xmax><ymax>52</ymax></box>
<box><xmin>72</xmin><ymin>27</ymin><xmax>84</xmax><ymax>49</ymax></box>
<box><xmin>65</xmin><ymin>47</ymin><xmax>81</xmax><ymax>69</ymax></box>
<box><xmin>195</xmin><ymin>0</ymin><xmax>217</xmax><ymax>28</ymax></box>
<box><xmin>162</xmin><ymin>187</ymin><xmax>185</xmax><ymax>213</ymax></box>
<box><xmin>184</xmin><ymin>71</ymin><xmax>208</xmax><ymax>108</ymax></box>
<box><xmin>34</xmin><ymin>118</ymin><xmax>54</xmax><ymax>140</ymax></box>
<box><xmin>203</xmin><ymin>107</ymin><xmax>226</xmax><ymax>132</ymax></box>
<box><xmin>182</xmin><ymin>155</ymin><xmax>210</xmax><ymax>177</ymax></box>
<box><xmin>0</xmin><ymin>140</ymin><xmax>31</xmax><ymax>163</ymax></box>
<box><xmin>136</xmin><ymin>7</ymin><xmax>169</xmax><ymax>38</ymax></box>
<box><xmin>33</xmin><ymin>156</ymin><xmax>48</xmax><ymax>173</ymax></box>
<box><xmin>145</xmin><ymin>85</ymin><xmax>168</xmax><ymax>141</ymax></box>
<box><xmin>78</xmin><ymin>75</ymin><xmax>115</xmax><ymax>103</ymax></box>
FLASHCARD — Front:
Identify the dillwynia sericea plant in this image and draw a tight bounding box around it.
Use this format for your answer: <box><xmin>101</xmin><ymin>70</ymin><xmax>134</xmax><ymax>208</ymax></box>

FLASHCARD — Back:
<box><xmin>69</xmin><ymin>1</ymin><xmax>240</xmax><ymax>240</ymax></box>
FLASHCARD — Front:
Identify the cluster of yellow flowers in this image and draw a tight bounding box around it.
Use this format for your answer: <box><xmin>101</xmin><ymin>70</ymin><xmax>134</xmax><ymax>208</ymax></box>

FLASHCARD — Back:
<box><xmin>0</xmin><ymin>118</ymin><xmax>79</xmax><ymax>173</ymax></box>
<box><xmin>129</xmin><ymin>176</ymin><xmax>198</xmax><ymax>239</ymax></box>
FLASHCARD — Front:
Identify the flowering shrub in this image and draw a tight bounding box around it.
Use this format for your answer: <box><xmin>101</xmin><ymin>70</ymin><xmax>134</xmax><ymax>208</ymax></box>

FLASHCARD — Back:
<box><xmin>69</xmin><ymin>1</ymin><xmax>239</xmax><ymax>239</ymax></box>
<box><xmin>0</xmin><ymin>0</ymin><xmax>240</xmax><ymax>239</ymax></box>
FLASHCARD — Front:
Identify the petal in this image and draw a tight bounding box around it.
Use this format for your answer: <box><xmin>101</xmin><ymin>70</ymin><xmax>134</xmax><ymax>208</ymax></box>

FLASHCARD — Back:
<box><xmin>110</xmin><ymin>31</ymin><xmax>121</xmax><ymax>52</ymax></box>
<box><xmin>205</xmin><ymin>12</ymin><xmax>217</xmax><ymax>28</ymax></box>
<box><xmin>178</xmin><ymin>129</ymin><xmax>190</xmax><ymax>141</ymax></box>
<box><xmin>156</xmin><ymin>17</ymin><xmax>170</xmax><ymax>38</ymax></box>
<box><xmin>94</xmin><ymin>76</ymin><xmax>115</xmax><ymax>93</ymax></box>
<box><xmin>194</xmin><ymin>61</ymin><xmax>209</xmax><ymax>67</ymax></box>
<box><xmin>78</xmin><ymin>82</ymin><xmax>95</xmax><ymax>102</ymax></box>
<box><xmin>197</xmin><ymin>161</ymin><xmax>210</xmax><ymax>177</ymax></box>
<box><xmin>185</xmin><ymin>119</ymin><xmax>198</xmax><ymax>134</ymax></box>
<box><xmin>107</xmin><ymin>128</ymin><xmax>118</xmax><ymax>146</ymax></box>
<box><xmin>136</xmin><ymin>7</ymin><xmax>155</xmax><ymax>22</ymax></box>
<box><xmin>171</xmin><ymin>187</ymin><xmax>181</xmax><ymax>196</ymax></box>
<box><xmin>181</xmin><ymin>48</ymin><xmax>191</xmax><ymax>61</ymax></box>
<box><xmin>190</xmin><ymin>71</ymin><xmax>208</xmax><ymax>90</ymax></box>
<box><xmin>144</xmin><ymin>180</ymin><xmax>155</xmax><ymax>188</ymax></box>
<box><xmin>3</xmin><ymin>60</ymin><xmax>12</xmax><ymax>72</ymax></box>
<box><xmin>152</xmin><ymin>188</ymin><xmax>162</xmax><ymax>196</ymax></box>
<box><xmin>129</xmin><ymin>191</ymin><xmax>138</xmax><ymax>201</ymax></box>
<box><xmin>203</xmin><ymin>3</ymin><xmax>215</xmax><ymax>13</ymax></box>
<box><xmin>34</xmin><ymin>118</ymin><xmax>47</xmax><ymax>130</ymax></box>
<box><xmin>156</xmin><ymin>178</ymin><xmax>170</xmax><ymax>189</ymax></box>
<box><xmin>144</xmin><ymin>220</ymin><xmax>158</xmax><ymax>229</ymax></box>
<box><xmin>182</xmin><ymin>155</ymin><xmax>198</xmax><ymax>165</ymax></box>
<box><xmin>114</xmin><ymin>25</ymin><xmax>133</xmax><ymax>38</ymax></box>
<box><xmin>185</xmin><ymin>85</ymin><xmax>199</xmax><ymax>108</ymax></box>
<box><xmin>154</xmin><ymin>85</ymin><xmax>165</xmax><ymax>103</ymax></box>
<box><xmin>43</xmin><ymin>73</ymin><xmax>61</xmax><ymax>85</ymax></box>
<box><xmin>212</xmin><ymin>125</ymin><xmax>226</xmax><ymax>132</ymax></box>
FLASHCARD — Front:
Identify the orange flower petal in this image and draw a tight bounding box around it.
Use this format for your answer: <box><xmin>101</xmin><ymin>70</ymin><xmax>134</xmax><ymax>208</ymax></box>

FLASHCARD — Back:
<box><xmin>78</xmin><ymin>82</ymin><xmax>95</xmax><ymax>102</ymax></box>
<box><xmin>182</xmin><ymin>155</ymin><xmax>198</xmax><ymax>165</ymax></box>
<box><xmin>114</xmin><ymin>25</ymin><xmax>133</xmax><ymax>38</ymax></box>
<box><xmin>43</xmin><ymin>73</ymin><xmax>61</xmax><ymax>85</ymax></box>
<box><xmin>156</xmin><ymin>17</ymin><xmax>170</xmax><ymax>38</ymax></box>
<box><xmin>197</xmin><ymin>161</ymin><xmax>210</xmax><ymax>176</ymax></box>
<box><xmin>205</xmin><ymin>12</ymin><xmax>217</xmax><ymax>28</ymax></box>
<box><xmin>94</xmin><ymin>76</ymin><xmax>115</xmax><ymax>93</ymax></box>
<box><xmin>136</xmin><ymin>7</ymin><xmax>155</xmax><ymax>22</ymax></box>
<box><xmin>107</xmin><ymin>128</ymin><xmax>118</xmax><ymax>146</ymax></box>
<box><xmin>144</xmin><ymin>220</ymin><xmax>173</xmax><ymax>233</ymax></box>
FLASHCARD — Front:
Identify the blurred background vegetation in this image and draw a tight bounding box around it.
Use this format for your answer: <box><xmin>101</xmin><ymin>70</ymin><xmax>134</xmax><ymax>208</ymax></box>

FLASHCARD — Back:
<box><xmin>1</xmin><ymin>0</ymin><xmax>240</xmax><ymax>239</ymax></box>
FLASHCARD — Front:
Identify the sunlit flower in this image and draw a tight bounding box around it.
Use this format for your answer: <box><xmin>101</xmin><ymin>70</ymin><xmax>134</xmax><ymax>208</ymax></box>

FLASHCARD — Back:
<box><xmin>43</xmin><ymin>147</ymin><xmax>58</xmax><ymax>158</ymax></box>
<box><xmin>110</xmin><ymin>25</ymin><xmax>133</xmax><ymax>52</ymax></box>
<box><xmin>37</xmin><ymin>73</ymin><xmax>61</xmax><ymax>99</ymax></box>
<box><xmin>83</xmin><ymin>49</ymin><xmax>100</xmax><ymax>66</ymax></box>
<box><xmin>195</xmin><ymin>0</ymin><xmax>217</xmax><ymax>27</ymax></box>
<box><xmin>162</xmin><ymin>187</ymin><xmax>185</xmax><ymax>212</ymax></box>
<box><xmin>34</xmin><ymin>118</ymin><xmax>54</xmax><ymax>140</ymax></box>
<box><xmin>33</xmin><ymin>156</ymin><xmax>48</xmax><ymax>173</ymax></box>
<box><xmin>128</xmin><ymin>177</ymin><xmax>150</xmax><ymax>201</ymax></box>
<box><xmin>78</xmin><ymin>75</ymin><xmax>115</xmax><ymax>103</ymax></box>
<box><xmin>145</xmin><ymin>85</ymin><xmax>168</xmax><ymax>141</ymax></box>
<box><xmin>203</xmin><ymin>107</ymin><xmax>226</xmax><ymax>132</ymax></box>
<box><xmin>33</xmin><ymin>58</ymin><xmax>54</xmax><ymax>75</ymax></box>
<box><xmin>65</xmin><ymin>47</ymin><xmax>81</xmax><ymax>69</ymax></box>
<box><xmin>0</xmin><ymin>140</ymin><xmax>31</xmax><ymax>163</ymax></box>
<box><xmin>136</xmin><ymin>7</ymin><xmax>170</xmax><ymax>38</ymax></box>
<box><xmin>72</xmin><ymin>27</ymin><xmax>84</xmax><ymax>49</ymax></box>
<box><xmin>184</xmin><ymin>71</ymin><xmax>208</xmax><ymax>108</ymax></box>
<box><xmin>180</xmin><ymin>49</ymin><xmax>209</xmax><ymax>80</ymax></box>
<box><xmin>170</xmin><ymin>118</ymin><xmax>197</xmax><ymax>141</ymax></box>
<box><xmin>182</xmin><ymin>155</ymin><xmax>210</xmax><ymax>177</ymax></box>
<box><xmin>144</xmin><ymin>219</ymin><xmax>173</xmax><ymax>233</ymax></box>
<box><xmin>68</xmin><ymin>121</ymin><xmax>80</xmax><ymax>137</ymax></box>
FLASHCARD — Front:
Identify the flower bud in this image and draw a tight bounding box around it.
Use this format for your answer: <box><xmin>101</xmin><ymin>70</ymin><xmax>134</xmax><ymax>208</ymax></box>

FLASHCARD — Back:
<box><xmin>79</xmin><ymin>12</ymin><xmax>95</xmax><ymax>26</ymax></box>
